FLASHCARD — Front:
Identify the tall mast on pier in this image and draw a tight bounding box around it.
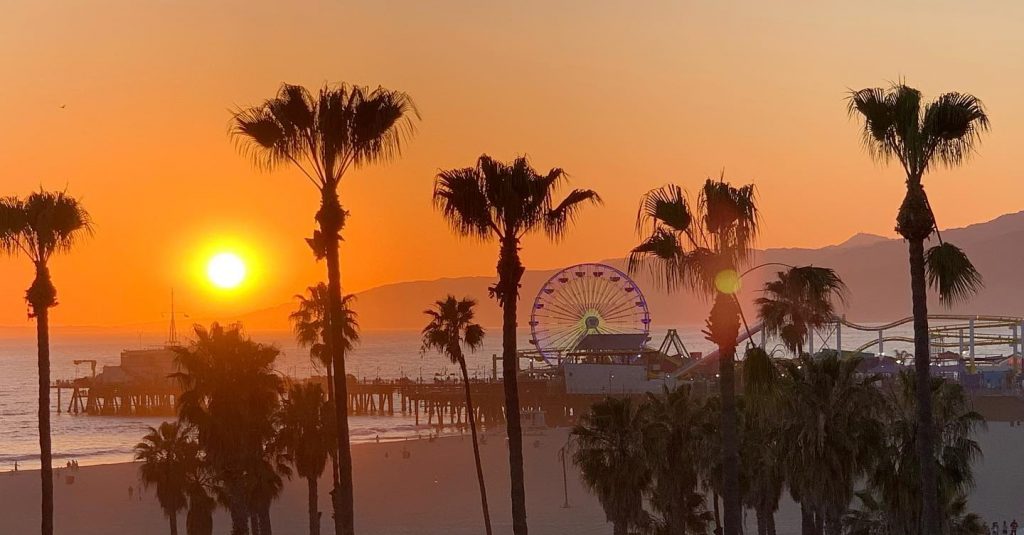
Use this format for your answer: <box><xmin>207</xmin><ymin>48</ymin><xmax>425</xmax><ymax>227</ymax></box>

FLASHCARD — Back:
<box><xmin>168</xmin><ymin>288</ymin><xmax>178</xmax><ymax>346</ymax></box>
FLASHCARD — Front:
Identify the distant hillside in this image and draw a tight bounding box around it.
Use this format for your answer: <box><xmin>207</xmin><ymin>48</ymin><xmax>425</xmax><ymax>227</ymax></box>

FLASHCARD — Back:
<box><xmin>236</xmin><ymin>211</ymin><xmax>1024</xmax><ymax>330</ymax></box>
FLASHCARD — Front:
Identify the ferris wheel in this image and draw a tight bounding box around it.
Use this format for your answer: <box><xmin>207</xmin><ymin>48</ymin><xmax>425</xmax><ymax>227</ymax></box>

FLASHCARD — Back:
<box><xmin>528</xmin><ymin>262</ymin><xmax>652</xmax><ymax>363</ymax></box>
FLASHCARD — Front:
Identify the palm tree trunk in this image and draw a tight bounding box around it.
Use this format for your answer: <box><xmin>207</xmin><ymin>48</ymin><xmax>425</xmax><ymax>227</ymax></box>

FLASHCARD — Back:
<box><xmin>612</xmin><ymin>520</ymin><xmax>627</xmax><ymax>535</ymax></box>
<box><xmin>325</xmin><ymin>365</ymin><xmax>340</xmax><ymax>489</ymax></box>
<box><xmin>800</xmin><ymin>503</ymin><xmax>814</xmax><ymax>535</ymax></box>
<box><xmin>767</xmin><ymin>511</ymin><xmax>776</xmax><ymax>535</ymax></box>
<box><xmin>756</xmin><ymin>507</ymin><xmax>767</xmax><ymax>535</ymax></box>
<box><xmin>499</xmin><ymin>239</ymin><xmax>528</xmax><ymax>535</ymax></box>
<box><xmin>33</xmin><ymin>295</ymin><xmax>54</xmax><ymax>535</ymax></box>
<box><xmin>320</xmin><ymin>191</ymin><xmax>355</xmax><ymax>535</ymax></box>
<box><xmin>308</xmin><ymin>476</ymin><xmax>320</xmax><ymax>535</ymax></box>
<box><xmin>170</xmin><ymin>513</ymin><xmax>179</xmax><ymax>535</ymax></box>
<box><xmin>712</xmin><ymin>491</ymin><xmax>722</xmax><ymax>534</ymax></box>
<box><xmin>710</xmin><ymin>293</ymin><xmax>742</xmax><ymax>535</ymax></box>
<box><xmin>909</xmin><ymin>236</ymin><xmax>941</xmax><ymax>534</ymax></box>
<box><xmin>459</xmin><ymin>358</ymin><xmax>493</xmax><ymax>535</ymax></box>
<box><xmin>259</xmin><ymin>505</ymin><xmax>273</xmax><ymax>535</ymax></box>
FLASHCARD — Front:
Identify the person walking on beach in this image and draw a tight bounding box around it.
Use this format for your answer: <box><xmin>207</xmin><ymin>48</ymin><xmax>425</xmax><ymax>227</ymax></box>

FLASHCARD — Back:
<box><xmin>1010</xmin><ymin>519</ymin><xmax>1018</xmax><ymax>535</ymax></box>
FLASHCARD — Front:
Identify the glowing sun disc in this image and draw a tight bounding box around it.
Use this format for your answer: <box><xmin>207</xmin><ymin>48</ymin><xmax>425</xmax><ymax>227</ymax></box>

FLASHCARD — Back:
<box><xmin>207</xmin><ymin>252</ymin><xmax>246</xmax><ymax>289</ymax></box>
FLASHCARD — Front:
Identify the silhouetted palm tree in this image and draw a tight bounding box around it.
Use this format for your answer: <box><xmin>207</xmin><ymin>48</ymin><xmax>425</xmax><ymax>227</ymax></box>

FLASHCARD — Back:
<box><xmin>847</xmin><ymin>82</ymin><xmax>989</xmax><ymax>532</ymax></box>
<box><xmin>433</xmin><ymin>154</ymin><xmax>600</xmax><ymax>535</ymax></box>
<box><xmin>290</xmin><ymin>285</ymin><xmax>360</xmax><ymax>400</ymax></box>
<box><xmin>572</xmin><ymin>397</ymin><xmax>652</xmax><ymax>535</ymax></box>
<box><xmin>234</xmin><ymin>82</ymin><xmax>417</xmax><ymax>535</ymax></box>
<box><xmin>135</xmin><ymin>422</ymin><xmax>194</xmax><ymax>535</ymax></box>
<box><xmin>289</xmin><ymin>285</ymin><xmax>358</xmax><ymax>488</ymax></box>
<box><xmin>642</xmin><ymin>387</ymin><xmax>713</xmax><ymax>534</ymax></box>
<box><xmin>628</xmin><ymin>178</ymin><xmax>757</xmax><ymax>535</ymax></box>
<box><xmin>173</xmin><ymin>323</ymin><xmax>283</xmax><ymax>535</ymax></box>
<box><xmin>0</xmin><ymin>190</ymin><xmax>92</xmax><ymax>535</ymax></box>
<box><xmin>755</xmin><ymin>266</ymin><xmax>847</xmax><ymax>357</ymax></box>
<box><xmin>277</xmin><ymin>383</ymin><xmax>334</xmax><ymax>535</ymax></box>
<box><xmin>778</xmin><ymin>355</ymin><xmax>884</xmax><ymax>535</ymax></box>
<box><xmin>848</xmin><ymin>371</ymin><xmax>985</xmax><ymax>534</ymax></box>
<box><xmin>421</xmin><ymin>296</ymin><xmax>491</xmax><ymax>535</ymax></box>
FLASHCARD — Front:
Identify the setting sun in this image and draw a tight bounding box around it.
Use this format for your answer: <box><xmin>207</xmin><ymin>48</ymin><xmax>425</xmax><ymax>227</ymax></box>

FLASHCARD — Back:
<box><xmin>207</xmin><ymin>252</ymin><xmax>246</xmax><ymax>289</ymax></box>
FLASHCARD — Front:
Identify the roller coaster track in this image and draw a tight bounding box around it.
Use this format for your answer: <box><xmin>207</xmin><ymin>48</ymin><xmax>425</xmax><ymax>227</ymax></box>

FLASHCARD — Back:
<box><xmin>675</xmin><ymin>314</ymin><xmax>1024</xmax><ymax>378</ymax></box>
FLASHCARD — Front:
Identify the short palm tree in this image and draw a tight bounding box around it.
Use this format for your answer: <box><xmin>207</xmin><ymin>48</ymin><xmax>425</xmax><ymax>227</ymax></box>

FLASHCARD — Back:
<box><xmin>421</xmin><ymin>296</ymin><xmax>491</xmax><ymax>535</ymax></box>
<box><xmin>234</xmin><ymin>82</ymin><xmax>417</xmax><ymax>535</ymax></box>
<box><xmin>572</xmin><ymin>397</ymin><xmax>652</xmax><ymax>535</ymax></box>
<box><xmin>277</xmin><ymin>383</ymin><xmax>334</xmax><ymax>535</ymax></box>
<box><xmin>289</xmin><ymin>285</ymin><xmax>358</xmax><ymax>489</ymax></box>
<box><xmin>778</xmin><ymin>355</ymin><xmax>884</xmax><ymax>535</ymax></box>
<box><xmin>290</xmin><ymin>285</ymin><xmax>360</xmax><ymax>398</ymax></box>
<box><xmin>135</xmin><ymin>421</ymin><xmax>195</xmax><ymax>535</ymax></box>
<box><xmin>628</xmin><ymin>178</ymin><xmax>757</xmax><ymax>535</ymax></box>
<box><xmin>642</xmin><ymin>386</ymin><xmax>713</xmax><ymax>534</ymax></box>
<box><xmin>433</xmin><ymin>154</ymin><xmax>600</xmax><ymax>535</ymax></box>
<box><xmin>0</xmin><ymin>190</ymin><xmax>92</xmax><ymax>535</ymax></box>
<box><xmin>173</xmin><ymin>323</ymin><xmax>283</xmax><ymax>535</ymax></box>
<box><xmin>850</xmin><ymin>371</ymin><xmax>985</xmax><ymax>534</ymax></box>
<box><xmin>755</xmin><ymin>266</ymin><xmax>847</xmax><ymax>357</ymax></box>
<box><xmin>848</xmin><ymin>82</ymin><xmax>989</xmax><ymax>531</ymax></box>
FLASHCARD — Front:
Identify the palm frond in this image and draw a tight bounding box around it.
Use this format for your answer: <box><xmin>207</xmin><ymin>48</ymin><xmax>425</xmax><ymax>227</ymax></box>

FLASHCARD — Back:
<box><xmin>545</xmin><ymin>188</ymin><xmax>602</xmax><ymax>239</ymax></box>
<box><xmin>433</xmin><ymin>167</ymin><xmax>493</xmax><ymax>239</ymax></box>
<box><xmin>922</xmin><ymin>92</ymin><xmax>990</xmax><ymax>169</ymax></box>
<box><xmin>925</xmin><ymin>242</ymin><xmax>983</xmax><ymax>306</ymax></box>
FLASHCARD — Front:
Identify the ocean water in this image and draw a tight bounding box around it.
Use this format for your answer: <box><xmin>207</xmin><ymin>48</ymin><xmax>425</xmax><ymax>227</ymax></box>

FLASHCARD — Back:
<box><xmin>0</xmin><ymin>321</ymin><xmax>1013</xmax><ymax>472</ymax></box>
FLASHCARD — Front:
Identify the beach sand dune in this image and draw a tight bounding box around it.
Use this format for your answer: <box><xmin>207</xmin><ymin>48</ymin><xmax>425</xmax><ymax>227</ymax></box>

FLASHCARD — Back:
<box><xmin>0</xmin><ymin>429</ymin><xmax>611</xmax><ymax>535</ymax></box>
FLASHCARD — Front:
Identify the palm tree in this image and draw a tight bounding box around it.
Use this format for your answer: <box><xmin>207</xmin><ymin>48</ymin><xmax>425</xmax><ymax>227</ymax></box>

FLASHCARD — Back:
<box><xmin>233</xmin><ymin>82</ymin><xmax>417</xmax><ymax>535</ymax></box>
<box><xmin>628</xmin><ymin>178</ymin><xmax>757</xmax><ymax>535</ymax></box>
<box><xmin>848</xmin><ymin>371</ymin><xmax>985</xmax><ymax>534</ymax></box>
<box><xmin>290</xmin><ymin>285</ymin><xmax>360</xmax><ymax>402</ymax></box>
<box><xmin>433</xmin><ymin>154</ymin><xmax>600</xmax><ymax>534</ymax></box>
<box><xmin>0</xmin><ymin>190</ymin><xmax>92</xmax><ymax>535</ymax></box>
<box><xmin>642</xmin><ymin>386</ymin><xmax>713</xmax><ymax>534</ymax></box>
<box><xmin>173</xmin><ymin>323</ymin><xmax>283</xmax><ymax>535</ymax></box>
<box><xmin>289</xmin><ymin>285</ymin><xmax>359</xmax><ymax>489</ymax></box>
<box><xmin>277</xmin><ymin>383</ymin><xmax>334</xmax><ymax>535</ymax></box>
<box><xmin>572</xmin><ymin>397</ymin><xmax>652</xmax><ymax>535</ymax></box>
<box><xmin>847</xmin><ymin>82</ymin><xmax>989</xmax><ymax>532</ymax></box>
<box><xmin>421</xmin><ymin>296</ymin><xmax>492</xmax><ymax>535</ymax></box>
<box><xmin>778</xmin><ymin>355</ymin><xmax>884</xmax><ymax>535</ymax></box>
<box><xmin>135</xmin><ymin>422</ymin><xmax>195</xmax><ymax>535</ymax></box>
<box><xmin>754</xmin><ymin>266</ymin><xmax>847</xmax><ymax>357</ymax></box>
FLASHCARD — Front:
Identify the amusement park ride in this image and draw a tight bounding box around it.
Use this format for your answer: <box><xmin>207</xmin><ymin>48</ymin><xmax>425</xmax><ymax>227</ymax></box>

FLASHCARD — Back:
<box><xmin>519</xmin><ymin>262</ymin><xmax>1024</xmax><ymax>392</ymax></box>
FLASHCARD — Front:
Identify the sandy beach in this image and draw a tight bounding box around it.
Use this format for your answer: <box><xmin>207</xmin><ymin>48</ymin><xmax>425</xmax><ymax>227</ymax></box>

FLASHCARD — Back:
<box><xmin>0</xmin><ymin>428</ymin><xmax>610</xmax><ymax>535</ymax></box>
<box><xmin>4</xmin><ymin>422</ymin><xmax>1024</xmax><ymax>534</ymax></box>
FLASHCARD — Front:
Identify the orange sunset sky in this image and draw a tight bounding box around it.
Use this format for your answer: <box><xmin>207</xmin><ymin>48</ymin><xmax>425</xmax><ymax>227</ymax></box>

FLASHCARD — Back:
<box><xmin>0</xmin><ymin>1</ymin><xmax>1022</xmax><ymax>329</ymax></box>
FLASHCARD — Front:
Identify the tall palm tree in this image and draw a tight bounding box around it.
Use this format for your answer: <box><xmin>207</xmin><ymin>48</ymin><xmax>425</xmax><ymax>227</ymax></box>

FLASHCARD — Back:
<box><xmin>135</xmin><ymin>422</ymin><xmax>195</xmax><ymax>535</ymax></box>
<box><xmin>421</xmin><ymin>296</ymin><xmax>492</xmax><ymax>535</ymax></box>
<box><xmin>234</xmin><ymin>82</ymin><xmax>417</xmax><ymax>535</ymax></box>
<box><xmin>289</xmin><ymin>285</ymin><xmax>359</xmax><ymax>489</ymax></box>
<box><xmin>778</xmin><ymin>355</ymin><xmax>884</xmax><ymax>535</ymax></box>
<box><xmin>755</xmin><ymin>266</ymin><xmax>847</xmax><ymax>357</ymax></box>
<box><xmin>433</xmin><ymin>154</ymin><xmax>600</xmax><ymax>534</ymax></box>
<box><xmin>628</xmin><ymin>178</ymin><xmax>757</xmax><ymax>535</ymax></box>
<box><xmin>572</xmin><ymin>397</ymin><xmax>652</xmax><ymax>535</ymax></box>
<box><xmin>0</xmin><ymin>190</ymin><xmax>92</xmax><ymax>535</ymax></box>
<box><xmin>173</xmin><ymin>323</ymin><xmax>283</xmax><ymax>535</ymax></box>
<box><xmin>847</xmin><ymin>82</ymin><xmax>989</xmax><ymax>532</ymax></box>
<box><xmin>277</xmin><ymin>383</ymin><xmax>334</xmax><ymax>535</ymax></box>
